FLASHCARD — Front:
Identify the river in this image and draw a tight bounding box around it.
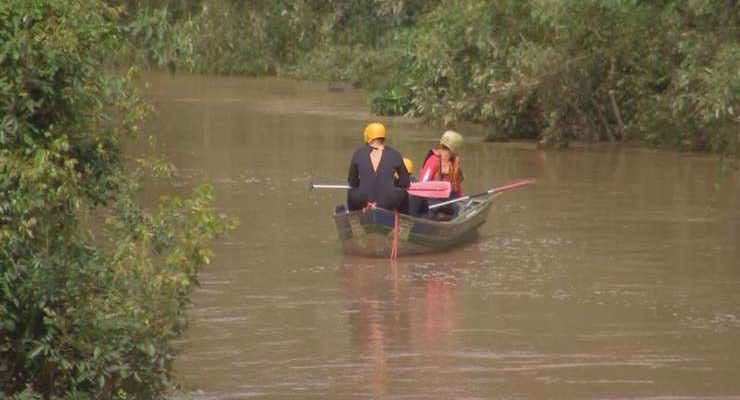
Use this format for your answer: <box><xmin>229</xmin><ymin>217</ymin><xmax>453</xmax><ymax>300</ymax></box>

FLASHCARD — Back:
<box><xmin>139</xmin><ymin>71</ymin><xmax>740</xmax><ymax>399</ymax></box>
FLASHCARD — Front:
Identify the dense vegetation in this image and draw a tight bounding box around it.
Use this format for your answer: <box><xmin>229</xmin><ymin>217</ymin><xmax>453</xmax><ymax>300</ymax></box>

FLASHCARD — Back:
<box><xmin>179</xmin><ymin>0</ymin><xmax>738</xmax><ymax>159</ymax></box>
<box><xmin>0</xmin><ymin>1</ymin><xmax>233</xmax><ymax>398</ymax></box>
<box><xmin>0</xmin><ymin>0</ymin><xmax>736</xmax><ymax>398</ymax></box>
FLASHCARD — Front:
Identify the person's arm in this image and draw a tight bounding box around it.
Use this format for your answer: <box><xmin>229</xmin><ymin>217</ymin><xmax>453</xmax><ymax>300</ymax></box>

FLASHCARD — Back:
<box><xmin>395</xmin><ymin>154</ymin><xmax>410</xmax><ymax>188</ymax></box>
<box><xmin>348</xmin><ymin>151</ymin><xmax>360</xmax><ymax>188</ymax></box>
<box><xmin>456</xmin><ymin>159</ymin><xmax>464</xmax><ymax>195</ymax></box>
<box><xmin>420</xmin><ymin>155</ymin><xmax>440</xmax><ymax>182</ymax></box>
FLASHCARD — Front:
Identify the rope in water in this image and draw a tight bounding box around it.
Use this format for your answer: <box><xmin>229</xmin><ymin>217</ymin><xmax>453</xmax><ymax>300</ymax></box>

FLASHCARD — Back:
<box><xmin>390</xmin><ymin>210</ymin><xmax>399</xmax><ymax>260</ymax></box>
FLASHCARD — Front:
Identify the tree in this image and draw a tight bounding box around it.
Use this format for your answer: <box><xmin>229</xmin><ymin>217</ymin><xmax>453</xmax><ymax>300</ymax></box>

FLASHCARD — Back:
<box><xmin>0</xmin><ymin>1</ymin><xmax>233</xmax><ymax>398</ymax></box>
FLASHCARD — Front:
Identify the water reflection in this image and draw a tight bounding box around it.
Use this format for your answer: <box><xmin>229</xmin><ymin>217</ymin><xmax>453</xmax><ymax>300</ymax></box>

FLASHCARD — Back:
<box><xmin>338</xmin><ymin>259</ymin><xmax>466</xmax><ymax>397</ymax></box>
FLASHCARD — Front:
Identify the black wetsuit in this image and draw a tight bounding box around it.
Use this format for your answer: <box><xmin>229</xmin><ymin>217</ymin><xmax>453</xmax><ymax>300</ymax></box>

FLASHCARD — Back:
<box><xmin>347</xmin><ymin>145</ymin><xmax>410</xmax><ymax>212</ymax></box>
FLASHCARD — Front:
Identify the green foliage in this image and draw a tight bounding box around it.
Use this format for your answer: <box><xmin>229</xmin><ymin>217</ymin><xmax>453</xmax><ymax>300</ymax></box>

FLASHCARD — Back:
<box><xmin>176</xmin><ymin>0</ymin><xmax>738</xmax><ymax>159</ymax></box>
<box><xmin>122</xmin><ymin>5</ymin><xmax>195</xmax><ymax>72</ymax></box>
<box><xmin>186</xmin><ymin>0</ymin><xmax>438</xmax><ymax>78</ymax></box>
<box><xmin>631</xmin><ymin>2</ymin><xmax>739</xmax><ymax>156</ymax></box>
<box><xmin>407</xmin><ymin>0</ymin><xmax>738</xmax><ymax>156</ymax></box>
<box><xmin>371</xmin><ymin>87</ymin><xmax>412</xmax><ymax>116</ymax></box>
<box><xmin>100</xmin><ymin>0</ymin><xmax>195</xmax><ymax>72</ymax></box>
<box><xmin>1</xmin><ymin>0</ymin><xmax>234</xmax><ymax>398</ymax></box>
<box><xmin>185</xmin><ymin>0</ymin><xmax>277</xmax><ymax>75</ymax></box>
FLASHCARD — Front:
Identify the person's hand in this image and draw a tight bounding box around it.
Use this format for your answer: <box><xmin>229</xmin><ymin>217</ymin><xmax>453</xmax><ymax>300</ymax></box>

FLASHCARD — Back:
<box><xmin>362</xmin><ymin>202</ymin><xmax>377</xmax><ymax>212</ymax></box>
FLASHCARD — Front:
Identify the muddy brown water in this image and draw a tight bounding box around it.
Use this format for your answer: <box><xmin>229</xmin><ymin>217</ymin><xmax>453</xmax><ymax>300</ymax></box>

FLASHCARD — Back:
<box><xmin>138</xmin><ymin>71</ymin><xmax>740</xmax><ymax>399</ymax></box>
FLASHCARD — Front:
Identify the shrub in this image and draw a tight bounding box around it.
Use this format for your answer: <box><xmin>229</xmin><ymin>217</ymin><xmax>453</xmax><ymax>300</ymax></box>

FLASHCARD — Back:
<box><xmin>0</xmin><ymin>1</ymin><xmax>233</xmax><ymax>398</ymax></box>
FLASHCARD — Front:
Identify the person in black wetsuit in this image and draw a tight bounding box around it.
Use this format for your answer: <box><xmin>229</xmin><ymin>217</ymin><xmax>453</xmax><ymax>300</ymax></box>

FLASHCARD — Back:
<box><xmin>347</xmin><ymin>122</ymin><xmax>410</xmax><ymax>212</ymax></box>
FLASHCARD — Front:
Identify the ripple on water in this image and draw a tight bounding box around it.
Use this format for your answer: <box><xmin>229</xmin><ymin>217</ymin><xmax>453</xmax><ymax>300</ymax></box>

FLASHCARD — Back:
<box><xmin>464</xmin><ymin>230</ymin><xmax>567</xmax><ymax>300</ymax></box>
<box><xmin>684</xmin><ymin>312</ymin><xmax>740</xmax><ymax>332</ymax></box>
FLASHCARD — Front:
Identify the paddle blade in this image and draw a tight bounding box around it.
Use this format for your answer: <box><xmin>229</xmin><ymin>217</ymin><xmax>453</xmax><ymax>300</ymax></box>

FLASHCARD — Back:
<box><xmin>408</xmin><ymin>181</ymin><xmax>451</xmax><ymax>198</ymax></box>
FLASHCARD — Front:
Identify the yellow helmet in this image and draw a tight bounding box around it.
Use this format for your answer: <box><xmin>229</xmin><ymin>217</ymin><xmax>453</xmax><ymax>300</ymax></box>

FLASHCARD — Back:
<box><xmin>403</xmin><ymin>157</ymin><xmax>414</xmax><ymax>174</ymax></box>
<box><xmin>440</xmin><ymin>130</ymin><xmax>463</xmax><ymax>154</ymax></box>
<box><xmin>363</xmin><ymin>122</ymin><xmax>386</xmax><ymax>144</ymax></box>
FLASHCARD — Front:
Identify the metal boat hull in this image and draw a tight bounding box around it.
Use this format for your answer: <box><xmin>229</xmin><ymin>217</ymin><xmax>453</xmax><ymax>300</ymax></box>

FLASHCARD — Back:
<box><xmin>333</xmin><ymin>195</ymin><xmax>495</xmax><ymax>257</ymax></box>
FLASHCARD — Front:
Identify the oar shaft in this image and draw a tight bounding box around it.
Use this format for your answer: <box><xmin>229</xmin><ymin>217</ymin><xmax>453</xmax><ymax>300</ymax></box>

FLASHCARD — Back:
<box><xmin>428</xmin><ymin>179</ymin><xmax>534</xmax><ymax>210</ymax></box>
<box><xmin>311</xmin><ymin>181</ymin><xmax>451</xmax><ymax>199</ymax></box>
<box><xmin>428</xmin><ymin>194</ymin><xmax>472</xmax><ymax>210</ymax></box>
<box><xmin>489</xmin><ymin>179</ymin><xmax>534</xmax><ymax>193</ymax></box>
<box><xmin>311</xmin><ymin>183</ymin><xmax>351</xmax><ymax>190</ymax></box>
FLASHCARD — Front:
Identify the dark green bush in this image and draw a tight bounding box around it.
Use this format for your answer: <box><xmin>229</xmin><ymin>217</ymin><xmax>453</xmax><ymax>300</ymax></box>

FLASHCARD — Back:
<box><xmin>402</xmin><ymin>0</ymin><xmax>738</xmax><ymax>154</ymax></box>
<box><xmin>177</xmin><ymin>0</ymin><xmax>738</xmax><ymax>159</ymax></box>
<box><xmin>0</xmin><ymin>1</ymin><xmax>233</xmax><ymax>398</ymax></box>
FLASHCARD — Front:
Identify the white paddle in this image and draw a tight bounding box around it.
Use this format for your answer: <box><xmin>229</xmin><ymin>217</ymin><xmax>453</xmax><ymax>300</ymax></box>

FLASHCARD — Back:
<box><xmin>310</xmin><ymin>181</ymin><xmax>451</xmax><ymax>199</ymax></box>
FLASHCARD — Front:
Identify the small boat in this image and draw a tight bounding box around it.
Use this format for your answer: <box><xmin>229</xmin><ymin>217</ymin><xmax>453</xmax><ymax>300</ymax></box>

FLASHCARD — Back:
<box><xmin>332</xmin><ymin>194</ymin><xmax>498</xmax><ymax>257</ymax></box>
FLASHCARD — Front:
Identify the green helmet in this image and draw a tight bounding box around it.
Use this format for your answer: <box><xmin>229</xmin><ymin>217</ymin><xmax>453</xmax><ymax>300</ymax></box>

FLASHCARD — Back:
<box><xmin>440</xmin><ymin>130</ymin><xmax>463</xmax><ymax>154</ymax></box>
